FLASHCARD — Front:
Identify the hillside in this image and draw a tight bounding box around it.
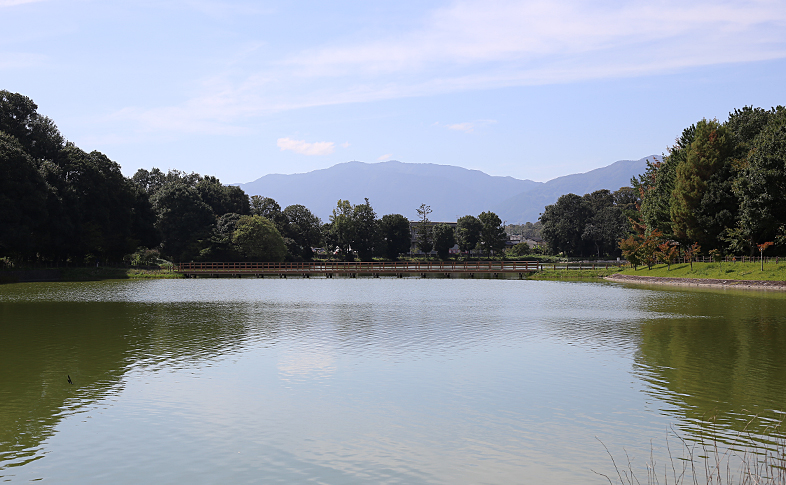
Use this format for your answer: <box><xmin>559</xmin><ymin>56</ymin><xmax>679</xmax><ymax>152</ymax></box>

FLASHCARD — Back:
<box><xmin>238</xmin><ymin>157</ymin><xmax>657</xmax><ymax>223</ymax></box>
<box><xmin>492</xmin><ymin>156</ymin><xmax>659</xmax><ymax>223</ymax></box>
<box><xmin>239</xmin><ymin>161</ymin><xmax>540</xmax><ymax>222</ymax></box>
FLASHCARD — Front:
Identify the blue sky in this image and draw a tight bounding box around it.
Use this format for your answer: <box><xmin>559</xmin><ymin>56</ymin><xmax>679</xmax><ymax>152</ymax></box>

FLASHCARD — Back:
<box><xmin>2</xmin><ymin>0</ymin><xmax>785</xmax><ymax>183</ymax></box>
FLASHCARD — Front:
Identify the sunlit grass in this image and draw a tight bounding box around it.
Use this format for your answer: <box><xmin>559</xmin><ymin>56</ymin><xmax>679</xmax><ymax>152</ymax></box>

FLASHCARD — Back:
<box><xmin>620</xmin><ymin>262</ymin><xmax>786</xmax><ymax>281</ymax></box>
<box><xmin>59</xmin><ymin>267</ymin><xmax>183</xmax><ymax>281</ymax></box>
<box><xmin>528</xmin><ymin>267</ymin><xmax>623</xmax><ymax>280</ymax></box>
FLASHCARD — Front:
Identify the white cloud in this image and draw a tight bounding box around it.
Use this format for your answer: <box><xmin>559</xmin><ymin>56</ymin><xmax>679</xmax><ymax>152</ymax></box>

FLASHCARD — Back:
<box><xmin>103</xmin><ymin>0</ymin><xmax>786</xmax><ymax>135</ymax></box>
<box><xmin>377</xmin><ymin>153</ymin><xmax>393</xmax><ymax>161</ymax></box>
<box><xmin>0</xmin><ymin>0</ymin><xmax>45</xmax><ymax>6</ymax></box>
<box><xmin>447</xmin><ymin>119</ymin><xmax>497</xmax><ymax>133</ymax></box>
<box><xmin>340</xmin><ymin>142</ymin><xmax>350</xmax><ymax>148</ymax></box>
<box><xmin>288</xmin><ymin>0</ymin><xmax>786</xmax><ymax>79</ymax></box>
<box><xmin>277</xmin><ymin>137</ymin><xmax>335</xmax><ymax>156</ymax></box>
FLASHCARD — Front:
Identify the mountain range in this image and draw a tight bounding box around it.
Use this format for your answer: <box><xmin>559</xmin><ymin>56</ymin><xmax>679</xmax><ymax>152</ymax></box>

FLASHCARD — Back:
<box><xmin>238</xmin><ymin>156</ymin><xmax>660</xmax><ymax>224</ymax></box>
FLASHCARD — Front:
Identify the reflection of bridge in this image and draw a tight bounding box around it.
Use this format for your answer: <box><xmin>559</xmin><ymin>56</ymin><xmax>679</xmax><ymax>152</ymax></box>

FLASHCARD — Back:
<box><xmin>176</xmin><ymin>261</ymin><xmax>549</xmax><ymax>278</ymax></box>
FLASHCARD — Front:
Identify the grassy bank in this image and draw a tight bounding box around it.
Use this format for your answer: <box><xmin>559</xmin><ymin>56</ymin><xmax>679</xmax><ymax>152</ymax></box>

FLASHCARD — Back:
<box><xmin>59</xmin><ymin>267</ymin><xmax>183</xmax><ymax>281</ymax></box>
<box><xmin>527</xmin><ymin>267</ymin><xmax>623</xmax><ymax>280</ymax></box>
<box><xmin>619</xmin><ymin>262</ymin><xmax>786</xmax><ymax>281</ymax></box>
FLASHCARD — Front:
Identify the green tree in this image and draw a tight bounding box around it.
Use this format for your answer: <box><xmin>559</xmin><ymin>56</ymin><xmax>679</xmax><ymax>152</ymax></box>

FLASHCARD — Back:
<box><xmin>327</xmin><ymin>200</ymin><xmax>355</xmax><ymax>260</ymax></box>
<box><xmin>250</xmin><ymin>196</ymin><xmax>286</xmax><ymax>232</ymax></box>
<box><xmin>635</xmin><ymin>149</ymin><xmax>690</xmax><ymax>240</ymax></box>
<box><xmin>232</xmin><ymin>215</ymin><xmax>286</xmax><ymax>261</ymax></box>
<box><xmin>151</xmin><ymin>184</ymin><xmax>215</xmax><ymax>262</ymax></box>
<box><xmin>282</xmin><ymin>204</ymin><xmax>322</xmax><ymax>260</ymax></box>
<box><xmin>506</xmin><ymin>242</ymin><xmax>532</xmax><ymax>258</ymax></box>
<box><xmin>352</xmin><ymin>198</ymin><xmax>378</xmax><ymax>261</ymax></box>
<box><xmin>0</xmin><ymin>131</ymin><xmax>48</xmax><ymax>258</ymax></box>
<box><xmin>726</xmin><ymin>106</ymin><xmax>779</xmax><ymax>159</ymax></box>
<box><xmin>196</xmin><ymin>176</ymin><xmax>250</xmax><ymax>216</ymax></box>
<box><xmin>433</xmin><ymin>223</ymin><xmax>456</xmax><ymax>260</ymax></box>
<box><xmin>415</xmin><ymin>204</ymin><xmax>433</xmax><ymax>256</ymax></box>
<box><xmin>540</xmin><ymin>194</ymin><xmax>591</xmax><ymax>256</ymax></box>
<box><xmin>478</xmin><ymin>211</ymin><xmax>507</xmax><ymax>258</ymax></box>
<box><xmin>200</xmin><ymin>212</ymin><xmax>242</xmax><ymax>262</ymax></box>
<box><xmin>670</xmin><ymin>119</ymin><xmax>736</xmax><ymax>248</ymax></box>
<box><xmin>580</xmin><ymin>190</ymin><xmax>628</xmax><ymax>258</ymax></box>
<box><xmin>455</xmin><ymin>215</ymin><xmax>482</xmax><ymax>254</ymax></box>
<box><xmin>379</xmin><ymin>214</ymin><xmax>411</xmax><ymax>260</ymax></box>
<box><xmin>734</xmin><ymin>109</ymin><xmax>786</xmax><ymax>253</ymax></box>
<box><xmin>49</xmin><ymin>144</ymin><xmax>141</xmax><ymax>262</ymax></box>
<box><xmin>0</xmin><ymin>90</ymin><xmax>64</xmax><ymax>160</ymax></box>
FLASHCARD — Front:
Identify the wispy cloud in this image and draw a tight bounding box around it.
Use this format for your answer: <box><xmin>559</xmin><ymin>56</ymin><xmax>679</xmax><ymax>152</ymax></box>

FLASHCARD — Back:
<box><xmin>0</xmin><ymin>0</ymin><xmax>45</xmax><ymax>6</ymax></box>
<box><xmin>106</xmin><ymin>0</ymin><xmax>786</xmax><ymax>134</ymax></box>
<box><xmin>277</xmin><ymin>137</ymin><xmax>335</xmax><ymax>156</ymax></box>
<box><xmin>447</xmin><ymin>119</ymin><xmax>497</xmax><ymax>133</ymax></box>
<box><xmin>286</xmin><ymin>0</ymin><xmax>786</xmax><ymax>79</ymax></box>
<box><xmin>179</xmin><ymin>0</ymin><xmax>273</xmax><ymax>19</ymax></box>
<box><xmin>377</xmin><ymin>153</ymin><xmax>393</xmax><ymax>161</ymax></box>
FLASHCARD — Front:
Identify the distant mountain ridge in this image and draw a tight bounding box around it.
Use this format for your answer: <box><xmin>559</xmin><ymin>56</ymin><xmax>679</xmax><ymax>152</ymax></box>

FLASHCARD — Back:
<box><xmin>492</xmin><ymin>156</ymin><xmax>661</xmax><ymax>223</ymax></box>
<box><xmin>238</xmin><ymin>157</ymin><xmax>658</xmax><ymax>223</ymax></box>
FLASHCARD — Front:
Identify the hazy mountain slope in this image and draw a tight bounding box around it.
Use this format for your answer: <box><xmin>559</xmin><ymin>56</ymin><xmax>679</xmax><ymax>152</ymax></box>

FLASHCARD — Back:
<box><xmin>238</xmin><ymin>157</ymin><xmax>656</xmax><ymax>223</ymax></box>
<box><xmin>492</xmin><ymin>156</ymin><xmax>660</xmax><ymax>223</ymax></box>
<box><xmin>239</xmin><ymin>161</ymin><xmax>541</xmax><ymax>222</ymax></box>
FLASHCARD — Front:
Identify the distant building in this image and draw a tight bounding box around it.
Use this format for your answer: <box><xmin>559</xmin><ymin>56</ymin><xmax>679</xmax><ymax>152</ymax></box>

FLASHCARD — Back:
<box><xmin>507</xmin><ymin>234</ymin><xmax>544</xmax><ymax>249</ymax></box>
<box><xmin>408</xmin><ymin>221</ymin><xmax>458</xmax><ymax>255</ymax></box>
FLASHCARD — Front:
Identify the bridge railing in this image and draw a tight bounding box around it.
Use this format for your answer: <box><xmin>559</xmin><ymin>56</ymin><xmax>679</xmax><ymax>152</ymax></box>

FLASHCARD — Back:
<box><xmin>176</xmin><ymin>261</ymin><xmax>545</xmax><ymax>273</ymax></box>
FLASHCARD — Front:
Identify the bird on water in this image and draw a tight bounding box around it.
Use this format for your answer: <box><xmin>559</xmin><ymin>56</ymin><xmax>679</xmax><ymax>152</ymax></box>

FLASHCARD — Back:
<box><xmin>67</xmin><ymin>375</ymin><xmax>73</xmax><ymax>385</ymax></box>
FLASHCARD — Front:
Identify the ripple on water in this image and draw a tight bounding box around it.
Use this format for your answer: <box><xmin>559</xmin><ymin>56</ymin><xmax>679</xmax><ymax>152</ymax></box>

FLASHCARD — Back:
<box><xmin>2</xmin><ymin>278</ymin><xmax>786</xmax><ymax>484</ymax></box>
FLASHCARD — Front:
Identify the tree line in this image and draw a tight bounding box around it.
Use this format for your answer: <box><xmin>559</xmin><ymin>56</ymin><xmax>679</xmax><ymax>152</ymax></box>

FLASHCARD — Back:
<box><xmin>536</xmin><ymin>104</ymin><xmax>786</xmax><ymax>262</ymax></box>
<box><xmin>1</xmin><ymin>90</ymin><xmax>514</xmax><ymax>266</ymax></box>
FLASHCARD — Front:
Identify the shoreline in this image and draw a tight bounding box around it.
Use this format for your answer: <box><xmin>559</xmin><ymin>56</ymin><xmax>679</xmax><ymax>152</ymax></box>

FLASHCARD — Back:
<box><xmin>605</xmin><ymin>273</ymin><xmax>786</xmax><ymax>291</ymax></box>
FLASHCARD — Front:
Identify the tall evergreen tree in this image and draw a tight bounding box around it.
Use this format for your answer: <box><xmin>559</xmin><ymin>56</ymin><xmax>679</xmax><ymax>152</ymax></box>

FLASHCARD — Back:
<box><xmin>670</xmin><ymin>119</ymin><xmax>736</xmax><ymax>249</ymax></box>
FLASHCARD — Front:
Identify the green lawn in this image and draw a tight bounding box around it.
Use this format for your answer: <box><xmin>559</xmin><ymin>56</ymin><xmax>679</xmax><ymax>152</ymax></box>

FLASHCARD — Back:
<box><xmin>527</xmin><ymin>267</ymin><xmax>623</xmax><ymax>280</ymax></box>
<box><xmin>60</xmin><ymin>267</ymin><xmax>183</xmax><ymax>281</ymax></box>
<box><xmin>619</xmin><ymin>261</ymin><xmax>786</xmax><ymax>281</ymax></box>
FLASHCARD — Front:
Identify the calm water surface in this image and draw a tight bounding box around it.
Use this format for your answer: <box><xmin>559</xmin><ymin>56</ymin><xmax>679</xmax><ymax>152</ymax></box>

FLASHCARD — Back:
<box><xmin>1</xmin><ymin>278</ymin><xmax>785</xmax><ymax>484</ymax></box>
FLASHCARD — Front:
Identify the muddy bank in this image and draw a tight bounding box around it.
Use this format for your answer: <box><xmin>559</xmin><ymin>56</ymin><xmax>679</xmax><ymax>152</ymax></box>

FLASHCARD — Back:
<box><xmin>605</xmin><ymin>273</ymin><xmax>786</xmax><ymax>290</ymax></box>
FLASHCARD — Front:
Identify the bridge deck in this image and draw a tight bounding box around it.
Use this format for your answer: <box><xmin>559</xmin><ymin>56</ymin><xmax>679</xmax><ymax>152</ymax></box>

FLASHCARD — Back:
<box><xmin>176</xmin><ymin>261</ymin><xmax>548</xmax><ymax>277</ymax></box>
<box><xmin>175</xmin><ymin>261</ymin><xmax>619</xmax><ymax>277</ymax></box>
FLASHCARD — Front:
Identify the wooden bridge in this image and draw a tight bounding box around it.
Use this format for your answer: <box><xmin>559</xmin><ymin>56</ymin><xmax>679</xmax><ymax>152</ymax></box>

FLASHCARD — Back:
<box><xmin>176</xmin><ymin>261</ymin><xmax>549</xmax><ymax>278</ymax></box>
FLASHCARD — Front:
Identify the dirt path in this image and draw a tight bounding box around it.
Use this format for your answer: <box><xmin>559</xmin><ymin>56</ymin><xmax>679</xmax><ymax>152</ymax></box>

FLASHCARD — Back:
<box><xmin>605</xmin><ymin>273</ymin><xmax>786</xmax><ymax>291</ymax></box>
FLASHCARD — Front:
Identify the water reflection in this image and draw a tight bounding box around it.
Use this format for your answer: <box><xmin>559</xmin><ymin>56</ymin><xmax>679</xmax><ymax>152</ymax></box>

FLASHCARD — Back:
<box><xmin>0</xmin><ymin>286</ymin><xmax>252</xmax><ymax>470</ymax></box>
<box><xmin>1</xmin><ymin>279</ymin><xmax>786</xmax><ymax>483</ymax></box>
<box><xmin>630</xmin><ymin>285</ymin><xmax>786</xmax><ymax>444</ymax></box>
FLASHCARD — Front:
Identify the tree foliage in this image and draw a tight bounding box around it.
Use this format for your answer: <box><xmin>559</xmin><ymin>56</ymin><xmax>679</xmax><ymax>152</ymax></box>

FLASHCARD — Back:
<box><xmin>627</xmin><ymin>104</ymin><xmax>786</xmax><ymax>259</ymax></box>
<box><xmin>541</xmin><ymin>189</ymin><xmax>630</xmax><ymax>258</ymax></box>
<box><xmin>415</xmin><ymin>204</ymin><xmax>433</xmax><ymax>255</ymax></box>
<box><xmin>379</xmin><ymin>214</ymin><xmax>411</xmax><ymax>260</ymax></box>
<box><xmin>433</xmin><ymin>223</ymin><xmax>456</xmax><ymax>260</ymax></box>
<box><xmin>456</xmin><ymin>215</ymin><xmax>482</xmax><ymax>253</ymax></box>
<box><xmin>326</xmin><ymin>199</ymin><xmax>355</xmax><ymax>260</ymax></box>
<box><xmin>282</xmin><ymin>204</ymin><xmax>322</xmax><ymax>260</ymax></box>
<box><xmin>670</xmin><ymin>119</ymin><xmax>736</xmax><ymax>248</ymax></box>
<box><xmin>232</xmin><ymin>215</ymin><xmax>286</xmax><ymax>261</ymax></box>
<box><xmin>478</xmin><ymin>211</ymin><xmax>506</xmax><ymax>257</ymax></box>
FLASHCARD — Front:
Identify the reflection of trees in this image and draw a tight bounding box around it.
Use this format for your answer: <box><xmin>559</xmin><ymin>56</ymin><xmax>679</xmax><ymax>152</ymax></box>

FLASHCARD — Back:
<box><xmin>0</xmin><ymin>301</ymin><xmax>251</xmax><ymax>469</ymax></box>
<box><xmin>633</xmin><ymin>289</ymin><xmax>786</xmax><ymax>442</ymax></box>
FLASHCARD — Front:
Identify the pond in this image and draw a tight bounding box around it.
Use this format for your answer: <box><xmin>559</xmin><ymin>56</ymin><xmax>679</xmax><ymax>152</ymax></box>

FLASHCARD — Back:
<box><xmin>1</xmin><ymin>278</ymin><xmax>785</xmax><ymax>484</ymax></box>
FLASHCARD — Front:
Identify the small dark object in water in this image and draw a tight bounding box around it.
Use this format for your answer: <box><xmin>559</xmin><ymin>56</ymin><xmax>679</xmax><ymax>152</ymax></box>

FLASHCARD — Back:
<box><xmin>67</xmin><ymin>375</ymin><xmax>73</xmax><ymax>385</ymax></box>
